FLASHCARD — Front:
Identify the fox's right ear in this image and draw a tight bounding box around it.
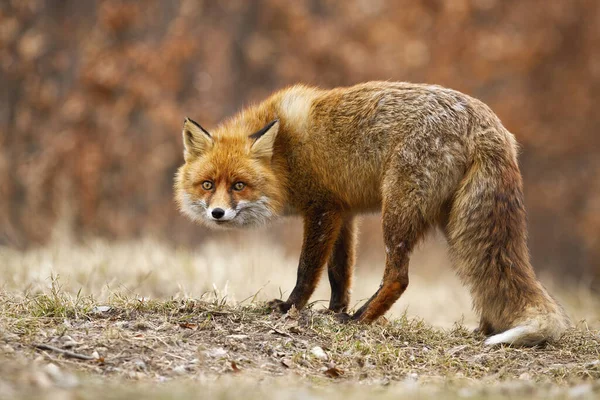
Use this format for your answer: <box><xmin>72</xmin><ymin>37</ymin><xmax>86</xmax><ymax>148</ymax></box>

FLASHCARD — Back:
<box><xmin>182</xmin><ymin>117</ymin><xmax>213</xmax><ymax>161</ymax></box>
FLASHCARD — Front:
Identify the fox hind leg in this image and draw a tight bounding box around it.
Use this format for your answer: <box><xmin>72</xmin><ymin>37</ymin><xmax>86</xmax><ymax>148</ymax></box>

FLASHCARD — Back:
<box><xmin>348</xmin><ymin>132</ymin><xmax>466</xmax><ymax>323</ymax></box>
<box><xmin>351</xmin><ymin>196</ymin><xmax>427</xmax><ymax>323</ymax></box>
<box><xmin>351</xmin><ymin>165</ymin><xmax>456</xmax><ymax>321</ymax></box>
<box><xmin>327</xmin><ymin>215</ymin><xmax>357</xmax><ymax>313</ymax></box>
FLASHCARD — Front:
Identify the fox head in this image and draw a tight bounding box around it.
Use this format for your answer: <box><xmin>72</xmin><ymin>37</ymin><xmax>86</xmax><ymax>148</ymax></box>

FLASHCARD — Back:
<box><xmin>174</xmin><ymin>117</ymin><xmax>285</xmax><ymax>229</ymax></box>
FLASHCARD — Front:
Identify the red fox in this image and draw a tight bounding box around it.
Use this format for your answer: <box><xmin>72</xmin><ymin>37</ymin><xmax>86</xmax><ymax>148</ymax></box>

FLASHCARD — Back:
<box><xmin>174</xmin><ymin>81</ymin><xmax>569</xmax><ymax>346</ymax></box>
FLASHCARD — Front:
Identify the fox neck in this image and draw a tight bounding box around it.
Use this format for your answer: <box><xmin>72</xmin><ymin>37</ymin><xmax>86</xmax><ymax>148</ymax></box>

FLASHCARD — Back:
<box><xmin>208</xmin><ymin>85</ymin><xmax>321</xmax><ymax>218</ymax></box>
<box><xmin>241</xmin><ymin>86</ymin><xmax>320</xmax><ymax>216</ymax></box>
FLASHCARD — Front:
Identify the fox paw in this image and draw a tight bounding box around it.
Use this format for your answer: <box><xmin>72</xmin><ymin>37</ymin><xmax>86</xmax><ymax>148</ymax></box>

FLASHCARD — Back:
<box><xmin>334</xmin><ymin>312</ymin><xmax>354</xmax><ymax>324</ymax></box>
<box><xmin>472</xmin><ymin>327</ymin><xmax>485</xmax><ymax>337</ymax></box>
<box><xmin>327</xmin><ymin>303</ymin><xmax>349</xmax><ymax>314</ymax></box>
<box><xmin>267</xmin><ymin>299</ymin><xmax>293</xmax><ymax>313</ymax></box>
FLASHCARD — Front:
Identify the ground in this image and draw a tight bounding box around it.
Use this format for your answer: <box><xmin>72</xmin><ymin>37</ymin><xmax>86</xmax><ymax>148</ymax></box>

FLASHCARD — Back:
<box><xmin>1</xmin><ymin>234</ymin><xmax>600</xmax><ymax>399</ymax></box>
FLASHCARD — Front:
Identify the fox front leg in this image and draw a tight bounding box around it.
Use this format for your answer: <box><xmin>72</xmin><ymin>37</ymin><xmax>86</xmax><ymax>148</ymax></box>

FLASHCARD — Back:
<box><xmin>268</xmin><ymin>209</ymin><xmax>343</xmax><ymax>313</ymax></box>
<box><xmin>327</xmin><ymin>215</ymin><xmax>356</xmax><ymax>313</ymax></box>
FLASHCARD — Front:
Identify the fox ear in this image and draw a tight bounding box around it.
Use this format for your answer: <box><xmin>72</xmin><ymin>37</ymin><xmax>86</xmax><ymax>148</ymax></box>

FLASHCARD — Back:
<box><xmin>182</xmin><ymin>117</ymin><xmax>213</xmax><ymax>161</ymax></box>
<box><xmin>249</xmin><ymin>119</ymin><xmax>279</xmax><ymax>159</ymax></box>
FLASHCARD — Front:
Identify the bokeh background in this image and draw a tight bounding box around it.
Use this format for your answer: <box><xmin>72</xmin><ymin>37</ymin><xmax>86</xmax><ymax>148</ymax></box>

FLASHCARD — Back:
<box><xmin>1</xmin><ymin>0</ymin><xmax>599</xmax><ymax>295</ymax></box>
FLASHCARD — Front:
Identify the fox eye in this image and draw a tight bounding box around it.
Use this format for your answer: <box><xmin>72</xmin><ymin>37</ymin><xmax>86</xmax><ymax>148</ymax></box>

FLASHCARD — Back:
<box><xmin>233</xmin><ymin>182</ymin><xmax>246</xmax><ymax>191</ymax></box>
<box><xmin>201</xmin><ymin>181</ymin><xmax>213</xmax><ymax>190</ymax></box>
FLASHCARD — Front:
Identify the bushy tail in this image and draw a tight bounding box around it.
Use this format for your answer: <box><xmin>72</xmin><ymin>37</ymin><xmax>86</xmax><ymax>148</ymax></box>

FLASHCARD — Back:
<box><xmin>446</xmin><ymin>132</ymin><xmax>569</xmax><ymax>346</ymax></box>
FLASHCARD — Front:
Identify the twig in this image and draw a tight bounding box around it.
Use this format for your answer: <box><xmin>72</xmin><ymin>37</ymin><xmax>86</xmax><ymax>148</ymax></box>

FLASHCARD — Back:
<box><xmin>163</xmin><ymin>351</ymin><xmax>188</xmax><ymax>361</ymax></box>
<box><xmin>204</xmin><ymin>310</ymin><xmax>233</xmax><ymax>316</ymax></box>
<box><xmin>38</xmin><ymin>351</ymin><xmax>102</xmax><ymax>371</ymax></box>
<box><xmin>34</xmin><ymin>343</ymin><xmax>97</xmax><ymax>361</ymax></box>
<box><xmin>260</xmin><ymin>322</ymin><xmax>294</xmax><ymax>339</ymax></box>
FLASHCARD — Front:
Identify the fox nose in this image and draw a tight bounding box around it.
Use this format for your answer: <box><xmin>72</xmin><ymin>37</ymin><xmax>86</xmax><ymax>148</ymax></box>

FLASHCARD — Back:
<box><xmin>211</xmin><ymin>208</ymin><xmax>225</xmax><ymax>219</ymax></box>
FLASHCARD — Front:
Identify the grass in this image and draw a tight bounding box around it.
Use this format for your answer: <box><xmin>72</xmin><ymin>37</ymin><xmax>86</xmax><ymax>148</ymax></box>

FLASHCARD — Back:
<box><xmin>2</xmin><ymin>285</ymin><xmax>600</xmax><ymax>399</ymax></box>
<box><xmin>1</xmin><ymin>236</ymin><xmax>600</xmax><ymax>399</ymax></box>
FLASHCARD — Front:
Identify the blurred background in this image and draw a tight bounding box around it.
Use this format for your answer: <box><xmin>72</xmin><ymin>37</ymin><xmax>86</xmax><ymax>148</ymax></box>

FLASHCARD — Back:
<box><xmin>1</xmin><ymin>0</ymin><xmax>599</xmax><ymax>305</ymax></box>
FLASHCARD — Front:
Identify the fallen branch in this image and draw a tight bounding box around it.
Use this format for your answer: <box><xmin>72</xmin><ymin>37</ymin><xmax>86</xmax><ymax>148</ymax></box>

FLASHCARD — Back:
<box><xmin>34</xmin><ymin>343</ymin><xmax>97</xmax><ymax>361</ymax></box>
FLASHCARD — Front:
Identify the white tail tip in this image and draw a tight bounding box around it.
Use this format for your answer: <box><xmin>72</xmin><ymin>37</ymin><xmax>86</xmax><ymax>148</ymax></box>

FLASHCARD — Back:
<box><xmin>485</xmin><ymin>326</ymin><xmax>533</xmax><ymax>346</ymax></box>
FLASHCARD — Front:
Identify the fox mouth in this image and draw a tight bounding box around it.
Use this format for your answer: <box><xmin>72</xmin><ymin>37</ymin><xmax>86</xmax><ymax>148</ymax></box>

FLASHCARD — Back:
<box><xmin>208</xmin><ymin>218</ymin><xmax>239</xmax><ymax>230</ymax></box>
<box><xmin>209</xmin><ymin>216</ymin><xmax>237</xmax><ymax>226</ymax></box>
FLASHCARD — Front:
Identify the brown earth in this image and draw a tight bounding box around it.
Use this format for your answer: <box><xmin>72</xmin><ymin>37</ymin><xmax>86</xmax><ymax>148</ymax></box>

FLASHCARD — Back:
<box><xmin>2</xmin><ymin>293</ymin><xmax>600</xmax><ymax>400</ymax></box>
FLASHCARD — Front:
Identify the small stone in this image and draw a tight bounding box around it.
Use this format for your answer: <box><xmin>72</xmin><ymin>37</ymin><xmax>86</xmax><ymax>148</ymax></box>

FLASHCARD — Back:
<box><xmin>92</xmin><ymin>306</ymin><xmax>111</xmax><ymax>314</ymax></box>
<box><xmin>310</xmin><ymin>346</ymin><xmax>328</xmax><ymax>360</ymax></box>
<box><xmin>204</xmin><ymin>347</ymin><xmax>228</xmax><ymax>358</ymax></box>
<box><xmin>62</xmin><ymin>339</ymin><xmax>78</xmax><ymax>348</ymax></box>
<box><xmin>226</xmin><ymin>334</ymin><xmax>248</xmax><ymax>340</ymax></box>
<box><xmin>133</xmin><ymin>359</ymin><xmax>147</xmax><ymax>371</ymax></box>
<box><xmin>172</xmin><ymin>365</ymin><xmax>187</xmax><ymax>375</ymax></box>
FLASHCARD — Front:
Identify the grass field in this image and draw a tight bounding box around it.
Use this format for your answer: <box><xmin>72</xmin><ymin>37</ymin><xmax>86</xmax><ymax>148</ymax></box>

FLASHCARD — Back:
<box><xmin>1</xmin><ymin>232</ymin><xmax>600</xmax><ymax>399</ymax></box>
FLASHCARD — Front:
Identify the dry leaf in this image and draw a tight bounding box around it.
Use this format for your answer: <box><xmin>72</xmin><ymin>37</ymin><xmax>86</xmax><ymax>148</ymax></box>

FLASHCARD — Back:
<box><xmin>324</xmin><ymin>367</ymin><xmax>344</xmax><ymax>378</ymax></box>
<box><xmin>286</xmin><ymin>305</ymin><xmax>300</xmax><ymax>320</ymax></box>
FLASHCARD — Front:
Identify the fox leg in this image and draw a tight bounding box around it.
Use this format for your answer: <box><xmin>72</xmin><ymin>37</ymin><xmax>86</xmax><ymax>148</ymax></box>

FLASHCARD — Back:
<box><xmin>475</xmin><ymin>319</ymin><xmax>494</xmax><ymax>335</ymax></box>
<box><xmin>350</xmin><ymin>200</ymin><xmax>428</xmax><ymax>323</ymax></box>
<box><xmin>349</xmin><ymin>165</ymin><xmax>442</xmax><ymax>323</ymax></box>
<box><xmin>327</xmin><ymin>215</ymin><xmax>357</xmax><ymax>313</ymax></box>
<box><xmin>345</xmin><ymin>135</ymin><xmax>467</xmax><ymax>323</ymax></box>
<box><xmin>268</xmin><ymin>209</ymin><xmax>343</xmax><ymax>313</ymax></box>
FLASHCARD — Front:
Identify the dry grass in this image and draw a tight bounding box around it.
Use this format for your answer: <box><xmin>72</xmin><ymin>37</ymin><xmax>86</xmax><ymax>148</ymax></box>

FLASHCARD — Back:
<box><xmin>1</xmin><ymin>234</ymin><xmax>600</xmax><ymax>399</ymax></box>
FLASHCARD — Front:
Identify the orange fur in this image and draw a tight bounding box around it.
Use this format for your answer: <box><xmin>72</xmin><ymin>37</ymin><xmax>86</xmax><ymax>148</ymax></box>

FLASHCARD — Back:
<box><xmin>174</xmin><ymin>82</ymin><xmax>569</xmax><ymax>346</ymax></box>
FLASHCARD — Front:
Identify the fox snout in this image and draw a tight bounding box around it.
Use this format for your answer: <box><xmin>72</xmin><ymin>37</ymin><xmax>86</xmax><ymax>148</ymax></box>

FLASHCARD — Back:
<box><xmin>207</xmin><ymin>206</ymin><xmax>237</xmax><ymax>221</ymax></box>
<box><xmin>177</xmin><ymin>189</ymin><xmax>274</xmax><ymax>228</ymax></box>
<box><xmin>210</xmin><ymin>208</ymin><xmax>225</xmax><ymax>219</ymax></box>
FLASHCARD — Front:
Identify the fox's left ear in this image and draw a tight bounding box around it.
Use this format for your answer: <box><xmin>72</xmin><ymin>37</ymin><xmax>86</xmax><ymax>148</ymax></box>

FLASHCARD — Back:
<box><xmin>249</xmin><ymin>119</ymin><xmax>279</xmax><ymax>159</ymax></box>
